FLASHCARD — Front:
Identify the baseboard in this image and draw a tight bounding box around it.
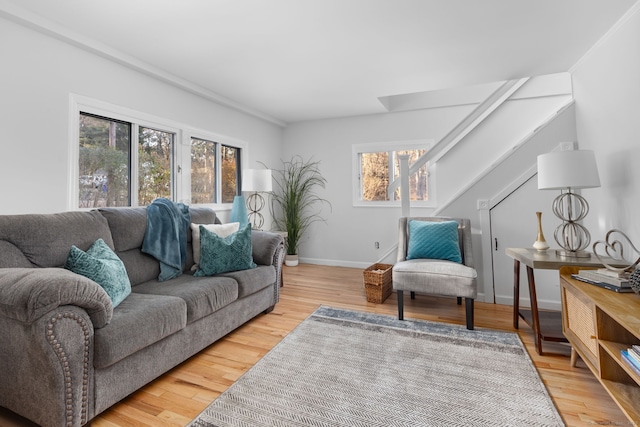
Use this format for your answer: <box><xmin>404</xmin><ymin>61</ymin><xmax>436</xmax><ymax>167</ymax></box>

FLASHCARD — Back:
<box><xmin>297</xmin><ymin>257</ymin><xmax>374</xmax><ymax>269</ymax></box>
<box><xmin>495</xmin><ymin>296</ymin><xmax>561</xmax><ymax>311</ymax></box>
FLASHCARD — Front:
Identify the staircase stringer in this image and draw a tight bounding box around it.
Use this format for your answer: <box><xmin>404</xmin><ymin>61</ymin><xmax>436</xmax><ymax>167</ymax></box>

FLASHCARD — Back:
<box><xmin>431</xmin><ymin>98</ymin><xmax>575</xmax><ymax>215</ymax></box>
<box><xmin>386</xmin><ymin>77</ymin><xmax>530</xmax><ymax>198</ymax></box>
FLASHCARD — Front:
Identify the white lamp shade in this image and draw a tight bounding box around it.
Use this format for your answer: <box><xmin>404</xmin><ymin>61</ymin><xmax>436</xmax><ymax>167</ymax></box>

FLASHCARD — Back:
<box><xmin>537</xmin><ymin>149</ymin><xmax>601</xmax><ymax>190</ymax></box>
<box><xmin>242</xmin><ymin>169</ymin><xmax>273</xmax><ymax>192</ymax></box>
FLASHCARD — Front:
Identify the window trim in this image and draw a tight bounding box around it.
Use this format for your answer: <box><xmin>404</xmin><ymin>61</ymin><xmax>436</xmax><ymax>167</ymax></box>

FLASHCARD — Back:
<box><xmin>351</xmin><ymin>139</ymin><xmax>436</xmax><ymax>208</ymax></box>
<box><xmin>69</xmin><ymin>94</ymin><xmax>247</xmax><ymax>210</ymax></box>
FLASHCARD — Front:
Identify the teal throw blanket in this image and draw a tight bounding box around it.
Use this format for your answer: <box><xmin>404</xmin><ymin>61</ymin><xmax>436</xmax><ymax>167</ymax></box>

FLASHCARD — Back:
<box><xmin>142</xmin><ymin>198</ymin><xmax>191</xmax><ymax>281</ymax></box>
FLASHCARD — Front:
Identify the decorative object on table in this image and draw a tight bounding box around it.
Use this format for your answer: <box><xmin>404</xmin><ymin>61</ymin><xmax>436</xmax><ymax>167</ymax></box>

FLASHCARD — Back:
<box><xmin>363</xmin><ymin>263</ymin><xmax>393</xmax><ymax>303</ymax></box>
<box><xmin>537</xmin><ymin>148</ymin><xmax>601</xmax><ymax>258</ymax></box>
<box><xmin>189</xmin><ymin>306</ymin><xmax>563</xmax><ymax>427</ymax></box>
<box><xmin>532</xmin><ymin>211</ymin><xmax>550</xmax><ymax>252</ymax></box>
<box><xmin>229</xmin><ymin>195</ymin><xmax>249</xmax><ymax>228</ymax></box>
<box><xmin>592</xmin><ymin>229</ymin><xmax>640</xmax><ymax>275</ymax></box>
<box><xmin>266</xmin><ymin>155</ymin><xmax>331</xmax><ymax>265</ymax></box>
<box><xmin>242</xmin><ymin>168</ymin><xmax>272</xmax><ymax>230</ymax></box>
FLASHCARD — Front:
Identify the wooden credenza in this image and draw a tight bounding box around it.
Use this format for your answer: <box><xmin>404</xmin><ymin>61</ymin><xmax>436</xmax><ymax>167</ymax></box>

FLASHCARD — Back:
<box><xmin>560</xmin><ymin>266</ymin><xmax>640</xmax><ymax>424</ymax></box>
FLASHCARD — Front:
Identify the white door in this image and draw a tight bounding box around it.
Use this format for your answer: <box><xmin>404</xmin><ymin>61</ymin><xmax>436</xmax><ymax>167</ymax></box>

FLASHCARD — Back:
<box><xmin>490</xmin><ymin>175</ymin><xmax>561</xmax><ymax>310</ymax></box>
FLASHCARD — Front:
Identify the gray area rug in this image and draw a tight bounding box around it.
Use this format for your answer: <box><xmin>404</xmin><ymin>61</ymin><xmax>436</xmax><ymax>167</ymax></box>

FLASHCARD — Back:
<box><xmin>189</xmin><ymin>306</ymin><xmax>564</xmax><ymax>426</ymax></box>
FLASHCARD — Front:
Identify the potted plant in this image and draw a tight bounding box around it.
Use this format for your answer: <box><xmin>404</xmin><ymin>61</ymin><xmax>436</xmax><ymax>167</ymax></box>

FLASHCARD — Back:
<box><xmin>268</xmin><ymin>156</ymin><xmax>331</xmax><ymax>266</ymax></box>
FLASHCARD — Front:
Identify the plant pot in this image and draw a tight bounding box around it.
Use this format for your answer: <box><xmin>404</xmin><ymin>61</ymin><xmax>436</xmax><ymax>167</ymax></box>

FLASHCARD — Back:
<box><xmin>285</xmin><ymin>254</ymin><xmax>299</xmax><ymax>267</ymax></box>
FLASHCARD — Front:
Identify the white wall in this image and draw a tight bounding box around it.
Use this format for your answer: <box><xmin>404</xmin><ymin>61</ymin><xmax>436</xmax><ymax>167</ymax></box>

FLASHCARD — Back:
<box><xmin>571</xmin><ymin>4</ymin><xmax>640</xmax><ymax>254</ymax></box>
<box><xmin>282</xmin><ymin>106</ymin><xmax>474</xmax><ymax>268</ymax></box>
<box><xmin>0</xmin><ymin>17</ymin><xmax>283</xmax><ymax>215</ymax></box>
<box><xmin>282</xmin><ymin>82</ymin><xmax>571</xmax><ymax>275</ymax></box>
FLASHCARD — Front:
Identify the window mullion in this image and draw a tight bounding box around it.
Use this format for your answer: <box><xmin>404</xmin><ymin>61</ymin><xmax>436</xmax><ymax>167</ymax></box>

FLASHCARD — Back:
<box><xmin>388</xmin><ymin>151</ymin><xmax>396</xmax><ymax>201</ymax></box>
<box><xmin>215</xmin><ymin>142</ymin><xmax>222</xmax><ymax>204</ymax></box>
<box><xmin>131</xmin><ymin>123</ymin><xmax>140</xmax><ymax>207</ymax></box>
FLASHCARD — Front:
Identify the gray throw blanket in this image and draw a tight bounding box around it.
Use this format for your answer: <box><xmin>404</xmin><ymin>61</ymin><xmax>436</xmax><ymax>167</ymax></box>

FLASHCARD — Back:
<box><xmin>142</xmin><ymin>198</ymin><xmax>191</xmax><ymax>281</ymax></box>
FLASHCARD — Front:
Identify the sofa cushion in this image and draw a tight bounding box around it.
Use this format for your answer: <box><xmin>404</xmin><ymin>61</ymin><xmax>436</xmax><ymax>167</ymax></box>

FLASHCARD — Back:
<box><xmin>64</xmin><ymin>239</ymin><xmax>131</xmax><ymax>308</ymax></box>
<box><xmin>219</xmin><ymin>265</ymin><xmax>276</xmax><ymax>299</ymax></box>
<box><xmin>132</xmin><ymin>274</ymin><xmax>238</xmax><ymax>323</ymax></box>
<box><xmin>195</xmin><ymin>224</ymin><xmax>256</xmax><ymax>276</ymax></box>
<box><xmin>0</xmin><ymin>210</ymin><xmax>114</xmax><ymax>268</ymax></box>
<box><xmin>93</xmin><ymin>292</ymin><xmax>187</xmax><ymax>369</ymax></box>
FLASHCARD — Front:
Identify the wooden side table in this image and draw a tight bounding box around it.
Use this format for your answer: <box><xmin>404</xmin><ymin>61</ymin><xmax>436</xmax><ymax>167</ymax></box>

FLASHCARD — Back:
<box><xmin>506</xmin><ymin>248</ymin><xmax>625</xmax><ymax>355</ymax></box>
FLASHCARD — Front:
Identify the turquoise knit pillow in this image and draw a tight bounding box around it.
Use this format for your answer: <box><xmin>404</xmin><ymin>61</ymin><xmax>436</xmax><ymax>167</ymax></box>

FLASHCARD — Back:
<box><xmin>194</xmin><ymin>223</ymin><xmax>257</xmax><ymax>276</ymax></box>
<box><xmin>64</xmin><ymin>238</ymin><xmax>131</xmax><ymax>307</ymax></box>
<box><xmin>407</xmin><ymin>220</ymin><xmax>462</xmax><ymax>263</ymax></box>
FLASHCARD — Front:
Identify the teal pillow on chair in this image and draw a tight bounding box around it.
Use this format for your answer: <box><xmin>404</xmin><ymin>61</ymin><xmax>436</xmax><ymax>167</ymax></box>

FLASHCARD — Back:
<box><xmin>194</xmin><ymin>223</ymin><xmax>257</xmax><ymax>276</ymax></box>
<box><xmin>407</xmin><ymin>220</ymin><xmax>462</xmax><ymax>263</ymax></box>
<box><xmin>64</xmin><ymin>238</ymin><xmax>131</xmax><ymax>307</ymax></box>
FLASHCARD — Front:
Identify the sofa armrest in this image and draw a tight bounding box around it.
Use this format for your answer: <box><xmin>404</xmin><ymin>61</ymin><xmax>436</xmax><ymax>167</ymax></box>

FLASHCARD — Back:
<box><xmin>251</xmin><ymin>231</ymin><xmax>284</xmax><ymax>266</ymax></box>
<box><xmin>252</xmin><ymin>231</ymin><xmax>285</xmax><ymax>290</ymax></box>
<box><xmin>0</xmin><ymin>268</ymin><xmax>113</xmax><ymax>328</ymax></box>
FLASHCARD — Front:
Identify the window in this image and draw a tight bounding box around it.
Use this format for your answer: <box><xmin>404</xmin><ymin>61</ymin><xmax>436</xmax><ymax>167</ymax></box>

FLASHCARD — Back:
<box><xmin>220</xmin><ymin>145</ymin><xmax>240</xmax><ymax>204</ymax></box>
<box><xmin>190</xmin><ymin>138</ymin><xmax>217</xmax><ymax>204</ymax></box>
<box><xmin>73</xmin><ymin>96</ymin><xmax>245</xmax><ymax>209</ymax></box>
<box><xmin>189</xmin><ymin>139</ymin><xmax>240</xmax><ymax>204</ymax></box>
<box><xmin>78</xmin><ymin>114</ymin><xmax>131</xmax><ymax>208</ymax></box>
<box><xmin>138</xmin><ymin>127</ymin><xmax>175</xmax><ymax>205</ymax></box>
<box><xmin>353</xmin><ymin>140</ymin><xmax>435</xmax><ymax>207</ymax></box>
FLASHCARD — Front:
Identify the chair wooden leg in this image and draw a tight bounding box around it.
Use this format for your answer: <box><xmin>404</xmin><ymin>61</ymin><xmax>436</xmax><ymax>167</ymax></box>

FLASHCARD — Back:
<box><xmin>410</xmin><ymin>291</ymin><xmax>415</xmax><ymax>300</ymax></box>
<box><xmin>457</xmin><ymin>297</ymin><xmax>462</xmax><ymax>305</ymax></box>
<box><xmin>465</xmin><ymin>298</ymin><xmax>474</xmax><ymax>330</ymax></box>
<box><xmin>397</xmin><ymin>290</ymin><xmax>404</xmax><ymax>320</ymax></box>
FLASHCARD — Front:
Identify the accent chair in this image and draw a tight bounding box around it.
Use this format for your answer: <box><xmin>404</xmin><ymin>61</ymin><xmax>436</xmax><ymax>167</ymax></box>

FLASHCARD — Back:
<box><xmin>393</xmin><ymin>216</ymin><xmax>477</xmax><ymax>330</ymax></box>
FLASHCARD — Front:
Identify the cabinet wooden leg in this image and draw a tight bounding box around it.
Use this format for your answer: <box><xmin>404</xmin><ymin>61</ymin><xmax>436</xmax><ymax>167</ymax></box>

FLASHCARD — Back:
<box><xmin>570</xmin><ymin>347</ymin><xmax>578</xmax><ymax>367</ymax></box>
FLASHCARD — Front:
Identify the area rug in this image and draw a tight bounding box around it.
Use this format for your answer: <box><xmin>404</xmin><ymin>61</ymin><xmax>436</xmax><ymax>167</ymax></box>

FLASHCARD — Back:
<box><xmin>189</xmin><ymin>306</ymin><xmax>563</xmax><ymax>426</ymax></box>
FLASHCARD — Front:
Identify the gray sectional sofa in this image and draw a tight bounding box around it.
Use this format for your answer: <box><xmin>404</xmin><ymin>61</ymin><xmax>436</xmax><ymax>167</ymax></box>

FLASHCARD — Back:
<box><xmin>0</xmin><ymin>206</ymin><xmax>284</xmax><ymax>427</ymax></box>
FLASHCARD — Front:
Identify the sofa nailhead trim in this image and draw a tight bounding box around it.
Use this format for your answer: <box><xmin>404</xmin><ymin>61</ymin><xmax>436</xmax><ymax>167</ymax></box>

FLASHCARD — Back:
<box><xmin>47</xmin><ymin>312</ymin><xmax>90</xmax><ymax>426</ymax></box>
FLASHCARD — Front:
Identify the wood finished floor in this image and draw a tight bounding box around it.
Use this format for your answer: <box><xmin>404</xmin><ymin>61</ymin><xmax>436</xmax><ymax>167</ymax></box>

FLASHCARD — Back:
<box><xmin>0</xmin><ymin>264</ymin><xmax>630</xmax><ymax>427</ymax></box>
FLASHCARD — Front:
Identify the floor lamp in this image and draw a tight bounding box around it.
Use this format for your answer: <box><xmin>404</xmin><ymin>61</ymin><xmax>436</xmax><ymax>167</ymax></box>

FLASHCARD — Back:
<box><xmin>537</xmin><ymin>149</ymin><xmax>601</xmax><ymax>258</ymax></box>
<box><xmin>242</xmin><ymin>169</ymin><xmax>272</xmax><ymax>230</ymax></box>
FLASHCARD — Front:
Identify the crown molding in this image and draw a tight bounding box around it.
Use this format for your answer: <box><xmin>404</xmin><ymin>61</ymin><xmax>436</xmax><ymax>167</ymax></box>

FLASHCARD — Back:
<box><xmin>0</xmin><ymin>0</ymin><xmax>286</xmax><ymax>127</ymax></box>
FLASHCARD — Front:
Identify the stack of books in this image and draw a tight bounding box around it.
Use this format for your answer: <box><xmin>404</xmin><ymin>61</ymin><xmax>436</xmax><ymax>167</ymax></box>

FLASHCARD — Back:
<box><xmin>571</xmin><ymin>269</ymin><xmax>633</xmax><ymax>293</ymax></box>
<box><xmin>621</xmin><ymin>346</ymin><xmax>640</xmax><ymax>377</ymax></box>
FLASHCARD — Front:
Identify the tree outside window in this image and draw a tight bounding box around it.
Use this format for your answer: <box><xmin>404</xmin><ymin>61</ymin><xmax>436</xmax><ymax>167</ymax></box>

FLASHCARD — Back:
<box><xmin>190</xmin><ymin>138</ymin><xmax>216</xmax><ymax>204</ymax></box>
<box><xmin>359</xmin><ymin>148</ymin><xmax>428</xmax><ymax>202</ymax></box>
<box><xmin>138</xmin><ymin>127</ymin><xmax>174</xmax><ymax>206</ymax></box>
<box><xmin>78</xmin><ymin>114</ymin><xmax>130</xmax><ymax>208</ymax></box>
<box><xmin>221</xmin><ymin>145</ymin><xmax>239</xmax><ymax>203</ymax></box>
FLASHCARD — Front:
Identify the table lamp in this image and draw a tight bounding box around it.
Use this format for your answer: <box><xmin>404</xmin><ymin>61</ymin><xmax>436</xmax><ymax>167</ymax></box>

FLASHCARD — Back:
<box><xmin>242</xmin><ymin>169</ymin><xmax>272</xmax><ymax>230</ymax></box>
<box><xmin>537</xmin><ymin>149</ymin><xmax>600</xmax><ymax>258</ymax></box>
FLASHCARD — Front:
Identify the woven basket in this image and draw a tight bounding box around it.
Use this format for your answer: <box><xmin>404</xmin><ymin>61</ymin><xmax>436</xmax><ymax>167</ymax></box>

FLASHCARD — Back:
<box><xmin>363</xmin><ymin>263</ymin><xmax>393</xmax><ymax>304</ymax></box>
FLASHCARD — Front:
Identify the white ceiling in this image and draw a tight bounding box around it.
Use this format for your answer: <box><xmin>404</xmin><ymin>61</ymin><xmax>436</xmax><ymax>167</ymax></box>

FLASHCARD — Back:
<box><xmin>2</xmin><ymin>0</ymin><xmax>637</xmax><ymax>125</ymax></box>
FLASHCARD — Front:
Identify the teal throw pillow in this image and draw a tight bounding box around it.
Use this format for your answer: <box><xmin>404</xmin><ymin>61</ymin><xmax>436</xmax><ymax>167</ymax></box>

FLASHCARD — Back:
<box><xmin>194</xmin><ymin>223</ymin><xmax>257</xmax><ymax>276</ymax></box>
<box><xmin>64</xmin><ymin>238</ymin><xmax>131</xmax><ymax>307</ymax></box>
<box><xmin>407</xmin><ymin>220</ymin><xmax>462</xmax><ymax>263</ymax></box>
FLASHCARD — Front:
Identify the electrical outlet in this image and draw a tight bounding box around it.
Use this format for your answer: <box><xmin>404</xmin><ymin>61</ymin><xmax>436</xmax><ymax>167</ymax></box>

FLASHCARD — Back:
<box><xmin>477</xmin><ymin>199</ymin><xmax>489</xmax><ymax>210</ymax></box>
<box><xmin>374</xmin><ymin>241</ymin><xmax>380</xmax><ymax>249</ymax></box>
<box><xmin>560</xmin><ymin>142</ymin><xmax>575</xmax><ymax>151</ymax></box>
